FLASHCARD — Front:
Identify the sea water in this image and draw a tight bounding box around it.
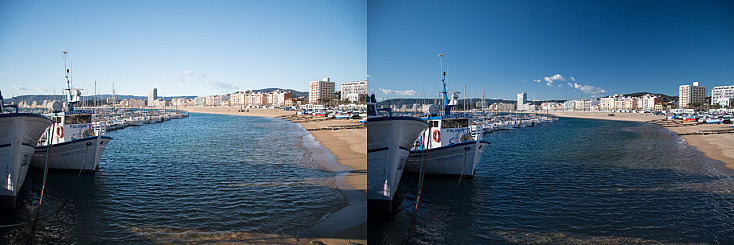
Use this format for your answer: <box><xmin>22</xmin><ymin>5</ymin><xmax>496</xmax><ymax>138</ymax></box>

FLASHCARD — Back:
<box><xmin>371</xmin><ymin>117</ymin><xmax>734</xmax><ymax>244</ymax></box>
<box><xmin>1</xmin><ymin>113</ymin><xmax>345</xmax><ymax>243</ymax></box>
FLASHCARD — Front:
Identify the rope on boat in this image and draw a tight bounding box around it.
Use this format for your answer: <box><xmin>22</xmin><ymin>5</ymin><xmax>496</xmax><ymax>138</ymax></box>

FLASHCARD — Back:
<box><xmin>27</xmin><ymin>122</ymin><xmax>56</xmax><ymax>244</ymax></box>
<box><xmin>406</xmin><ymin>143</ymin><xmax>428</xmax><ymax>244</ymax></box>
<box><xmin>456</xmin><ymin>148</ymin><xmax>469</xmax><ymax>191</ymax></box>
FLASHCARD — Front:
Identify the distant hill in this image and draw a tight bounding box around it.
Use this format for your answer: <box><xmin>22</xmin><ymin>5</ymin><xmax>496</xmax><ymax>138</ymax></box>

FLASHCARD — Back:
<box><xmin>249</xmin><ymin>88</ymin><xmax>308</xmax><ymax>98</ymax></box>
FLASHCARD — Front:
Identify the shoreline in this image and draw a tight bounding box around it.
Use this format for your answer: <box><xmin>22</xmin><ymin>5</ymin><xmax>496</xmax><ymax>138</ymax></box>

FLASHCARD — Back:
<box><xmin>553</xmin><ymin>111</ymin><xmax>734</xmax><ymax>172</ymax></box>
<box><xmin>179</xmin><ymin>106</ymin><xmax>366</xmax><ymax>244</ymax></box>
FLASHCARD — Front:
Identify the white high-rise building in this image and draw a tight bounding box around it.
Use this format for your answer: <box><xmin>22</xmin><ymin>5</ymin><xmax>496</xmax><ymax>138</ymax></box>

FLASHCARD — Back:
<box><xmin>679</xmin><ymin>81</ymin><xmax>706</xmax><ymax>108</ymax></box>
<box><xmin>341</xmin><ymin>80</ymin><xmax>368</xmax><ymax>103</ymax></box>
<box><xmin>147</xmin><ymin>88</ymin><xmax>157</xmax><ymax>106</ymax></box>
<box><xmin>516</xmin><ymin>92</ymin><xmax>527</xmax><ymax>111</ymax></box>
<box><xmin>712</xmin><ymin>85</ymin><xmax>734</xmax><ymax>107</ymax></box>
<box><xmin>309</xmin><ymin>77</ymin><xmax>336</xmax><ymax>104</ymax></box>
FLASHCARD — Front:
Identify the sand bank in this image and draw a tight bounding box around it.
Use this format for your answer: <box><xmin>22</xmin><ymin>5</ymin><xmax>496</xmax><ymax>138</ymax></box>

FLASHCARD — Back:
<box><xmin>179</xmin><ymin>106</ymin><xmax>293</xmax><ymax>118</ymax></box>
<box><xmin>666</xmin><ymin>124</ymin><xmax>734</xmax><ymax>172</ymax></box>
<box><xmin>552</xmin><ymin>111</ymin><xmax>734</xmax><ymax>172</ymax></box>
<box><xmin>181</xmin><ymin>106</ymin><xmax>366</xmax><ymax>244</ymax></box>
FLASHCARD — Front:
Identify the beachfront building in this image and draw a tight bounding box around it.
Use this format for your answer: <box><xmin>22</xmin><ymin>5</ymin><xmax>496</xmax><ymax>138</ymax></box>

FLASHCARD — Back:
<box><xmin>230</xmin><ymin>91</ymin><xmax>247</xmax><ymax>105</ymax></box>
<box><xmin>148</xmin><ymin>88</ymin><xmax>157</xmax><ymax>106</ymax></box>
<box><xmin>120</xmin><ymin>98</ymin><xmax>146</xmax><ymax>107</ymax></box>
<box><xmin>641</xmin><ymin>94</ymin><xmax>662</xmax><ymax>111</ymax></box>
<box><xmin>490</xmin><ymin>103</ymin><xmax>515</xmax><ymax>111</ymax></box>
<box><xmin>516</xmin><ymin>92</ymin><xmax>527</xmax><ymax>111</ymax></box>
<box><xmin>246</xmin><ymin>92</ymin><xmax>268</xmax><ymax>106</ymax></box>
<box><xmin>711</xmin><ymin>85</ymin><xmax>734</xmax><ymax>107</ymax></box>
<box><xmin>270</xmin><ymin>90</ymin><xmax>294</xmax><ymax>107</ymax></box>
<box><xmin>341</xmin><ymin>80</ymin><xmax>368</xmax><ymax>103</ymax></box>
<box><xmin>679</xmin><ymin>81</ymin><xmax>706</xmax><ymax>108</ymax></box>
<box><xmin>309</xmin><ymin>77</ymin><xmax>336</xmax><ymax>104</ymax></box>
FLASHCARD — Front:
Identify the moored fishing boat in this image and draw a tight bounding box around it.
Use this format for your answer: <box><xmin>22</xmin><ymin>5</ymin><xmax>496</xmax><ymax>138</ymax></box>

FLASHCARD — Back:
<box><xmin>30</xmin><ymin>51</ymin><xmax>113</xmax><ymax>172</ymax></box>
<box><xmin>404</xmin><ymin>55</ymin><xmax>489</xmax><ymax>176</ymax></box>
<box><xmin>0</xmin><ymin>92</ymin><xmax>53</xmax><ymax>208</ymax></box>
<box><xmin>367</xmin><ymin>95</ymin><xmax>428</xmax><ymax>213</ymax></box>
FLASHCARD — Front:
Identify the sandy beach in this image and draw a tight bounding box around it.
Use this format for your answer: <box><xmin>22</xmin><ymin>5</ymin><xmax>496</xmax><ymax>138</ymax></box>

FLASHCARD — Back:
<box><xmin>180</xmin><ymin>106</ymin><xmax>366</xmax><ymax>244</ymax></box>
<box><xmin>553</xmin><ymin>111</ymin><xmax>734</xmax><ymax>172</ymax></box>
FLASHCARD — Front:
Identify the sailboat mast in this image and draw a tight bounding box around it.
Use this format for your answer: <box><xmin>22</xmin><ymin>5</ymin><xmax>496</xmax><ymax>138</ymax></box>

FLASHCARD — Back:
<box><xmin>482</xmin><ymin>87</ymin><xmax>485</xmax><ymax>114</ymax></box>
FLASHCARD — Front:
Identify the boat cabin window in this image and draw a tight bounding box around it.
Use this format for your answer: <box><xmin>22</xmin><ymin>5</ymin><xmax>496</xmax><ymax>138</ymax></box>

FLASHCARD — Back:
<box><xmin>65</xmin><ymin>114</ymin><xmax>92</xmax><ymax>124</ymax></box>
<box><xmin>441</xmin><ymin>118</ymin><xmax>468</xmax><ymax>128</ymax></box>
<box><xmin>430</xmin><ymin>121</ymin><xmax>439</xmax><ymax>127</ymax></box>
<box><xmin>53</xmin><ymin>116</ymin><xmax>62</xmax><ymax>124</ymax></box>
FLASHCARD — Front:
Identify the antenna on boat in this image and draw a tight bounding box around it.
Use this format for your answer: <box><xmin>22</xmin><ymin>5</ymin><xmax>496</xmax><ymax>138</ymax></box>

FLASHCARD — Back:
<box><xmin>62</xmin><ymin>50</ymin><xmax>76</xmax><ymax>111</ymax></box>
<box><xmin>438</xmin><ymin>53</ymin><xmax>451</xmax><ymax>115</ymax></box>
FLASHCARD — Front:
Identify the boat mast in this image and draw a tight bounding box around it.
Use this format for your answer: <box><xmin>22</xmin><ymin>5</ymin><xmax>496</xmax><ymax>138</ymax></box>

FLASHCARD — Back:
<box><xmin>62</xmin><ymin>51</ymin><xmax>75</xmax><ymax>111</ymax></box>
<box><xmin>112</xmin><ymin>82</ymin><xmax>116</xmax><ymax>111</ymax></box>
<box><xmin>438</xmin><ymin>53</ymin><xmax>451</xmax><ymax>115</ymax></box>
<box><xmin>482</xmin><ymin>87</ymin><xmax>485</xmax><ymax>114</ymax></box>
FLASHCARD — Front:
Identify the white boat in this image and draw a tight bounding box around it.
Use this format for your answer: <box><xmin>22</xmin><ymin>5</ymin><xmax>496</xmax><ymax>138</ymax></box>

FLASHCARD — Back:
<box><xmin>405</xmin><ymin>115</ymin><xmax>489</xmax><ymax>176</ymax></box>
<box><xmin>367</xmin><ymin>99</ymin><xmax>428</xmax><ymax>213</ymax></box>
<box><xmin>29</xmin><ymin>51</ymin><xmax>113</xmax><ymax>172</ymax></box>
<box><xmin>0</xmin><ymin>99</ymin><xmax>53</xmax><ymax>208</ymax></box>
<box><xmin>404</xmin><ymin>56</ymin><xmax>489</xmax><ymax>176</ymax></box>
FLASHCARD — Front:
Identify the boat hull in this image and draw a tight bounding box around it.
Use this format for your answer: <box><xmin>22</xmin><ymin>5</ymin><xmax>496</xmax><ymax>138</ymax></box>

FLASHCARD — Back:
<box><xmin>405</xmin><ymin>140</ymin><xmax>490</xmax><ymax>176</ymax></box>
<box><xmin>367</xmin><ymin>117</ymin><xmax>428</xmax><ymax>213</ymax></box>
<box><xmin>31</xmin><ymin>136</ymin><xmax>113</xmax><ymax>172</ymax></box>
<box><xmin>0</xmin><ymin>113</ymin><xmax>52</xmax><ymax>208</ymax></box>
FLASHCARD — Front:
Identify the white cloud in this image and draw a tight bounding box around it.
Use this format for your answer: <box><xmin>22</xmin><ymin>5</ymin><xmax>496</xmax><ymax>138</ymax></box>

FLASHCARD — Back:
<box><xmin>205</xmin><ymin>79</ymin><xmax>239</xmax><ymax>92</ymax></box>
<box><xmin>534</xmin><ymin>79</ymin><xmax>541</xmax><ymax>83</ymax></box>
<box><xmin>12</xmin><ymin>85</ymin><xmax>49</xmax><ymax>92</ymax></box>
<box><xmin>572</xmin><ymin>82</ymin><xmax>606</xmax><ymax>95</ymax></box>
<box><xmin>541</xmin><ymin>73</ymin><xmax>566</xmax><ymax>86</ymax></box>
<box><xmin>12</xmin><ymin>85</ymin><xmax>30</xmax><ymax>91</ymax></box>
<box><xmin>379</xmin><ymin>88</ymin><xmax>417</xmax><ymax>96</ymax></box>
<box><xmin>538</xmin><ymin>74</ymin><xmax>607</xmax><ymax>96</ymax></box>
<box><xmin>177</xmin><ymin>70</ymin><xmax>237</xmax><ymax>92</ymax></box>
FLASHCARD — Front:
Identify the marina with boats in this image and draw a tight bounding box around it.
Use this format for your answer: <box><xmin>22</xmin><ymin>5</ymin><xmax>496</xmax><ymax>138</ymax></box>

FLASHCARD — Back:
<box><xmin>1</xmin><ymin>52</ymin><xmax>189</xmax><ymax>209</ymax></box>
<box><xmin>367</xmin><ymin>55</ymin><xmax>559</xmax><ymax>217</ymax></box>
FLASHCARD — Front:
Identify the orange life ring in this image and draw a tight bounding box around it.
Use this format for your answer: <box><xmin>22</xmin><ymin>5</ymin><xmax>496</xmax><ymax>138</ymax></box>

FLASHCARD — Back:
<box><xmin>56</xmin><ymin>126</ymin><xmax>63</xmax><ymax>138</ymax></box>
<box><xmin>432</xmin><ymin>129</ymin><xmax>440</xmax><ymax>142</ymax></box>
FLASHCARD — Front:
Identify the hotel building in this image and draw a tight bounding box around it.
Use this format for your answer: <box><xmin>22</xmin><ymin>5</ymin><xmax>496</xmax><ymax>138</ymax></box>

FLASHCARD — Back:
<box><xmin>309</xmin><ymin>77</ymin><xmax>336</xmax><ymax>104</ymax></box>
<box><xmin>711</xmin><ymin>85</ymin><xmax>734</xmax><ymax>107</ymax></box>
<box><xmin>679</xmin><ymin>82</ymin><xmax>706</xmax><ymax>108</ymax></box>
<box><xmin>516</xmin><ymin>92</ymin><xmax>527</xmax><ymax>111</ymax></box>
<box><xmin>341</xmin><ymin>80</ymin><xmax>368</xmax><ymax>103</ymax></box>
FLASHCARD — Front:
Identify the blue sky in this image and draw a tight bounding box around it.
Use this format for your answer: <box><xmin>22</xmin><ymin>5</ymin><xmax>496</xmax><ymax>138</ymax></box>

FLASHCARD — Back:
<box><xmin>0</xmin><ymin>0</ymin><xmax>366</xmax><ymax>97</ymax></box>
<box><xmin>368</xmin><ymin>0</ymin><xmax>734</xmax><ymax>101</ymax></box>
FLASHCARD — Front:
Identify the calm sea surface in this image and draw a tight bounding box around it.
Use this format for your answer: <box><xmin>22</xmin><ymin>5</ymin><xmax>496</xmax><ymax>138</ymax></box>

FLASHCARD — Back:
<box><xmin>1</xmin><ymin>113</ymin><xmax>345</xmax><ymax>243</ymax></box>
<box><xmin>370</xmin><ymin>117</ymin><xmax>734</xmax><ymax>244</ymax></box>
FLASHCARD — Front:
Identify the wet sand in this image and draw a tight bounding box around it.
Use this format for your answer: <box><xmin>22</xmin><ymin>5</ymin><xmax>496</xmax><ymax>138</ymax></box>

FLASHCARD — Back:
<box><xmin>553</xmin><ymin>111</ymin><xmax>734</xmax><ymax>171</ymax></box>
<box><xmin>180</xmin><ymin>106</ymin><xmax>366</xmax><ymax>244</ymax></box>
<box><xmin>665</xmin><ymin>124</ymin><xmax>734</xmax><ymax>172</ymax></box>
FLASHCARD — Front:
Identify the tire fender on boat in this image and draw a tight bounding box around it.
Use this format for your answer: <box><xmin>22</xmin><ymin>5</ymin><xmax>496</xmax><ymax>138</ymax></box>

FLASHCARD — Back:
<box><xmin>432</xmin><ymin>129</ymin><xmax>440</xmax><ymax>142</ymax></box>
